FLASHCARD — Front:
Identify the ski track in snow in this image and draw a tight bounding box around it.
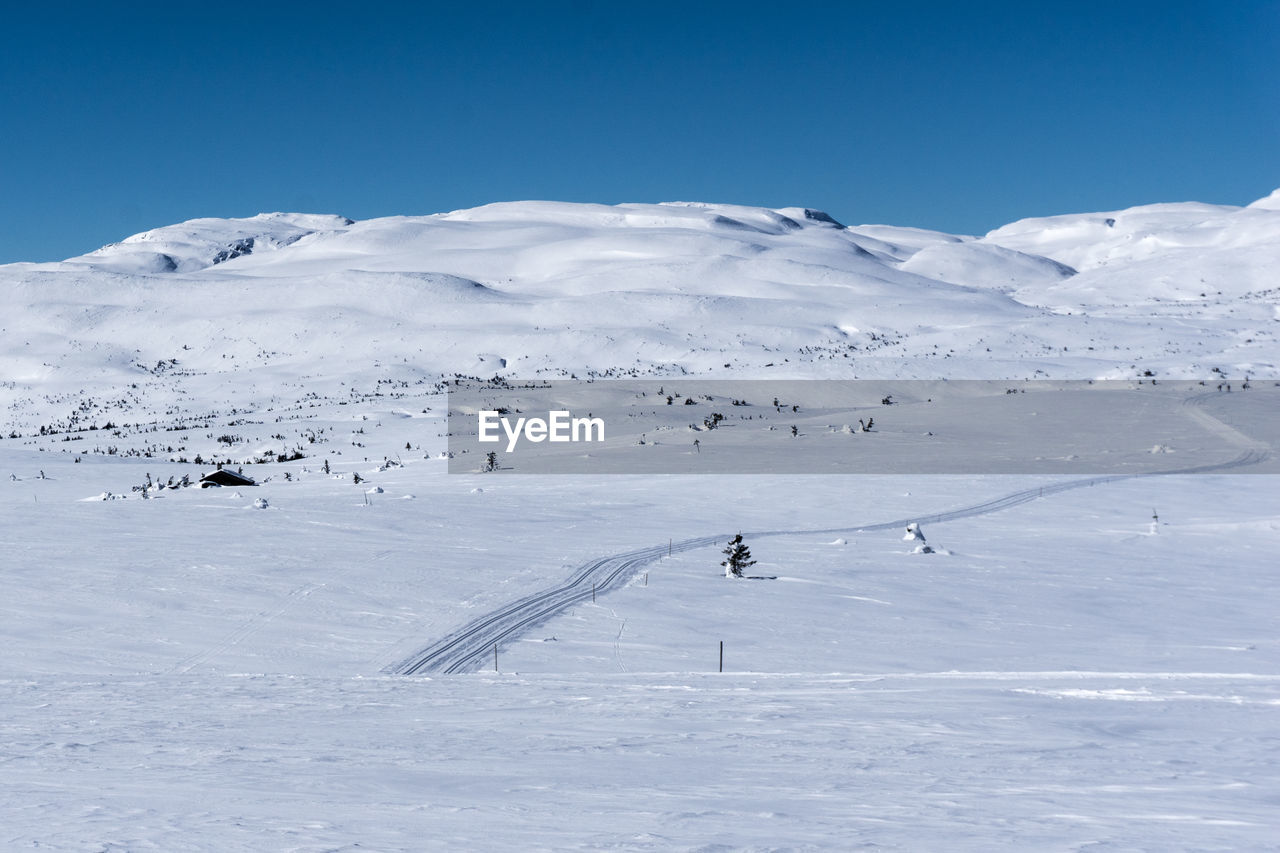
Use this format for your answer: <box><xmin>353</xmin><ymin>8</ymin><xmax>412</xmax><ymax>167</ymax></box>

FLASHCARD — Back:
<box><xmin>1181</xmin><ymin>389</ymin><xmax>1272</xmax><ymax>453</ymax></box>
<box><xmin>389</xmin><ymin>446</ymin><xmax>1268</xmax><ymax>675</ymax></box>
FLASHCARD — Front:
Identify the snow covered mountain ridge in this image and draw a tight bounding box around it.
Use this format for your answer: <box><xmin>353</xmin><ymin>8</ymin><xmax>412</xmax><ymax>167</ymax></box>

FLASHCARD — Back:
<box><xmin>2</xmin><ymin>193</ymin><xmax>1277</xmax><ymax>435</ymax></box>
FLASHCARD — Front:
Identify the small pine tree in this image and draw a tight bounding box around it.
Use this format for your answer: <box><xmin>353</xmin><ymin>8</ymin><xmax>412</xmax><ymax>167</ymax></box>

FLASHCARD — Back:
<box><xmin>485</xmin><ymin>451</ymin><xmax>498</xmax><ymax>472</ymax></box>
<box><xmin>721</xmin><ymin>533</ymin><xmax>756</xmax><ymax>578</ymax></box>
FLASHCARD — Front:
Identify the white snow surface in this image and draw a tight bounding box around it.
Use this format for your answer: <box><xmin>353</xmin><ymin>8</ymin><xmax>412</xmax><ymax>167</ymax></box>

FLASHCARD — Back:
<box><xmin>2</xmin><ymin>193</ymin><xmax>1280</xmax><ymax>849</ymax></box>
<box><xmin>3</xmin><ymin>193</ymin><xmax>1279</xmax><ymax>435</ymax></box>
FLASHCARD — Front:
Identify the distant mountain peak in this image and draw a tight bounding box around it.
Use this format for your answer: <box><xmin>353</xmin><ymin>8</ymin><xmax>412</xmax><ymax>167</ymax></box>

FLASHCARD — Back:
<box><xmin>68</xmin><ymin>212</ymin><xmax>355</xmax><ymax>273</ymax></box>
<box><xmin>1246</xmin><ymin>187</ymin><xmax>1280</xmax><ymax>210</ymax></box>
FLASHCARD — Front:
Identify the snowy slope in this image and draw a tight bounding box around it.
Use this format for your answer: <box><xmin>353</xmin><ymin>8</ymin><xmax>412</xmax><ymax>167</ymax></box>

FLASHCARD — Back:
<box><xmin>979</xmin><ymin>199</ymin><xmax>1280</xmax><ymax>308</ymax></box>
<box><xmin>3</xmin><ymin>193</ymin><xmax>1278</xmax><ymax>439</ymax></box>
<box><xmin>60</xmin><ymin>212</ymin><xmax>357</xmax><ymax>274</ymax></box>
<box><xmin>3</xmin><ymin>192</ymin><xmax>1280</xmax><ymax>850</ymax></box>
<box><xmin>3</xmin><ymin>445</ymin><xmax>1278</xmax><ymax>850</ymax></box>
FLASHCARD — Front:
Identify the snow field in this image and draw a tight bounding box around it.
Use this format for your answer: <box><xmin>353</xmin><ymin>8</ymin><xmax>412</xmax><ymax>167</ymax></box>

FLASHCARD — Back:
<box><xmin>3</xmin><ymin>441</ymin><xmax>1279</xmax><ymax>848</ymax></box>
<box><xmin>2</xmin><ymin>192</ymin><xmax>1279</xmax><ymax>848</ymax></box>
<box><xmin>501</xmin><ymin>476</ymin><xmax>1280</xmax><ymax>677</ymax></box>
<box><xmin>4</xmin><ymin>672</ymin><xmax>1278</xmax><ymax>851</ymax></box>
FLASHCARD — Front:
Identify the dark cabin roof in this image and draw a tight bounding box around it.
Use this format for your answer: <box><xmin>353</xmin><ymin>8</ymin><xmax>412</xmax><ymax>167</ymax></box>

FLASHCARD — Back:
<box><xmin>200</xmin><ymin>469</ymin><xmax>257</xmax><ymax>487</ymax></box>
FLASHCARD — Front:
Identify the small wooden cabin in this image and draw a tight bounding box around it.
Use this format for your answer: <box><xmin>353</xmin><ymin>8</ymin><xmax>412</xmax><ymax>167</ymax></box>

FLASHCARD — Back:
<box><xmin>200</xmin><ymin>468</ymin><xmax>257</xmax><ymax>488</ymax></box>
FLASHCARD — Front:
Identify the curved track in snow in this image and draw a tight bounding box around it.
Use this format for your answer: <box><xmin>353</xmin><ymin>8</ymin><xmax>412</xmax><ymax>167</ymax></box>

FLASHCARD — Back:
<box><xmin>388</xmin><ymin>447</ymin><xmax>1268</xmax><ymax>676</ymax></box>
<box><xmin>391</xmin><ymin>535</ymin><xmax>724</xmax><ymax>675</ymax></box>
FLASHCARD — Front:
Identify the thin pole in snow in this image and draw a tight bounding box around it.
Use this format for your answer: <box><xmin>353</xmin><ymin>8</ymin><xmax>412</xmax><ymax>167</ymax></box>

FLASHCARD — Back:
<box><xmin>669</xmin><ymin>538</ymin><xmax>672</xmax><ymax>557</ymax></box>
<box><xmin>644</xmin><ymin>572</ymin><xmax>648</xmax><ymax>586</ymax></box>
<box><xmin>719</xmin><ymin>640</ymin><xmax>724</xmax><ymax>673</ymax></box>
<box><xmin>494</xmin><ymin>643</ymin><xmax>498</xmax><ymax>672</ymax></box>
<box><xmin>592</xmin><ymin>582</ymin><xmax>596</xmax><ymax>603</ymax></box>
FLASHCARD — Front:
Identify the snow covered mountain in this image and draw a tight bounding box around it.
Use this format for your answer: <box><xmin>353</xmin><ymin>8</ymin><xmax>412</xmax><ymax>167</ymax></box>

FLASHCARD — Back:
<box><xmin>5</xmin><ymin>194</ymin><xmax>1280</xmax><ymax>850</ymax></box>
<box><xmin>2</xmin><ymin>193</ymin><xmax>1277</xmax><ymax>436</ymax></box>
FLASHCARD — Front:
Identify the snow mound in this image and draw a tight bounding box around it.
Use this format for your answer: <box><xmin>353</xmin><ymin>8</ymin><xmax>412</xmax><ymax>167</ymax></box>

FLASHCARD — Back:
<box><xmin>900</xmin><ymin>241</ymin><xmax>1076</xmax><ymax>292</ymax></box>
<box><xmin>1246</xmin><ymin>187</ymin><xmax>1280</xmax><ymax>210</ymax></box>
<box><xmin>979</xmin><ymin>197</ymin><xmax>1280</xmax><ymax>307</ymax></box>
<box><xmin>984</xmin><ymin>201</ymin><xmax>1278</xmax><ymax>270</ymax></box>
<box><xmin>65</xmin><ymin>212</ymin><xmax>355</xmax><ymax>274</ymax></box>
<box><xmin>438</xmin><ymin>200</ymin><xmax>835</xmax><ymax>236</ymax></box>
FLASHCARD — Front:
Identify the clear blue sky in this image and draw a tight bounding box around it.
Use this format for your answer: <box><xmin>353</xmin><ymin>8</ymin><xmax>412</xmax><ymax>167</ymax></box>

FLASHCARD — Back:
<box><xmin>1</xmin><ymin>1</ymin><xmax>1276</xmax><ymax>263</ymax></box>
